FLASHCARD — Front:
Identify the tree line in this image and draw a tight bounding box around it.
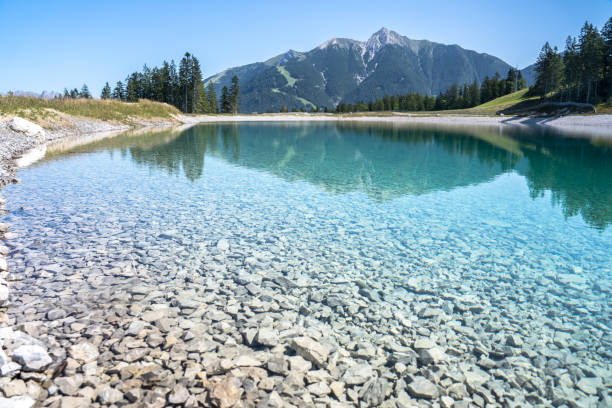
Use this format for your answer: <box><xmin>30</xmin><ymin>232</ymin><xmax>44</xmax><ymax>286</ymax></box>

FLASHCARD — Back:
<box><xmin>61</xmin><ymin>52</ymin><xmax>240</xmax><ymax>114</ymax></box>
<box><xmin>335</xmin><ymin>68</ymin><xmax>526</xmax><ymax>113</ymax></box>
<box><xmin>533</xmin><ymin>18</ymin><xmax>612</xmax><ymax>104</ymax></box>
<box><xmin>62</xmin><ymin>84</ymin><xmax>92</xmax><ymax>99</ymax></box>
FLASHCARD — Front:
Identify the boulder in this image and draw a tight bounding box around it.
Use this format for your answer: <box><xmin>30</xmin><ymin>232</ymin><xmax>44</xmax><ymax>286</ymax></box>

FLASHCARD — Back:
<box><xmin>407</xmin><ymin>376</ymin><xmax>439</xmax><ymax>399</ymax></box>
<box><xmin>0</xmin><ymin>396</ymin><xmax>35</xmax><ymax>408</ymax></box>
<box><xmin>12</xmin><ymin>345</ymin><xmax>52</xmax><ymax>371</ymax></box>
<box><xmin>0</xmin><ymin>284</ymin><xmax>8</xmax><ymax>306</ymax></box>
<box><xmin>8</xmin><ymin>117</ymin><xmax>44</xmax><ymax>137</ymax></box>
<box><xmin>210</xmin><ymin>377</ymin><xmax>243</xmax><ymax>408</ymax></box>
<box><xmin>289</xmin><ymin>337</ymin><xmax>330</xmax><ymax>367</ymax></box>
<box><xmin>342</xmin><ymin>364</ymin><xmax>373</xmax><ymax>385</ymax></box>
<box><xmin>69</xmin><ymin>342</ymin><xmax>99</xmax><ymax>363</ymax></box>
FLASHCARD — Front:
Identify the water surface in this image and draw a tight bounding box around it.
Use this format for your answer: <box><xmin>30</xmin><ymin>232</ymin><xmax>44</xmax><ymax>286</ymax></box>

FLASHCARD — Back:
<box><xmin>3</xmin><ymin>122</ymin><xmax>611</xmax><ymax>404</ymax></box>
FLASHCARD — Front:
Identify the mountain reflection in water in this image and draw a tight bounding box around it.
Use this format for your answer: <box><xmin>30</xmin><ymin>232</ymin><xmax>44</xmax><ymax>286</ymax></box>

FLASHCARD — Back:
<box><xmin>47</xmin><ymin>122</ymin><xmax>612</xmax><ymax>230</ymax></box>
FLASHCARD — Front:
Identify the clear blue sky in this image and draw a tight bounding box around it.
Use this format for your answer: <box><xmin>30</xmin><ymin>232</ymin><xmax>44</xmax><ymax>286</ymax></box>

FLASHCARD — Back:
<box><xmin>1</xmin><ymin>0</ymin><xmax>611</xmax><ymax>96</ymax></box>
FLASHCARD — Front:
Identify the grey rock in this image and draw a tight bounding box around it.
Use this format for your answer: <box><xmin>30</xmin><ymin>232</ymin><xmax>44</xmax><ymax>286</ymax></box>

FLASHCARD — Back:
<box><xmin>342</xmin><ymin>364</ymin><xmax>373</xmax><ymax>385</ymax></box>
<box><xmin>463</xmin><ymin>368</ymin><xmax>490</xmax><ymax>391</ymax></box>
<box><xmin>125</xmin><ymin>388</ymin><xmax>142</xmax><ymax>403</ymax></box>
<box><xmin>506</xmin><ymin>334</ymin><xmax>523</xmax><ymax>347</ymax></box>
<box><xmin>46</xmin><ymin>308</ymin><xmax>67</xmax><ymax>320</ymax></box>
<box><xmin>168</xmin><ymin>384</ymin><xmax>190</xmax><ymax>404</ymax></box>
<box><xmin>267</xmin><ymin>356</ymin><xmax>289</xmax><ymax>375</ymax></box>
<box><xmin>576</xmin><ymin>377</ymin><xmax>601</xmax><ymax>395</ymax></box>
<box><xmin>97</xmin><ymin>387</ymin><xmax>123</xmax><ymax>404</ymax></box>
<box><xmin>256</xmin><ymin>328</ymin><xmax>279</xmax><ymax>347</ymax></box>
<box><xmin>12</xmin><ymin>345</ymin><xmax>52</xmax><ymax>371</ymax></box>
<box><xmin>418</xmin><ymin>346</ymin><xmax>447</xmax><ymax>364</ymax></box>
<box><xmin>289</xmin><ymin>336</ymin><xmax>330</xmax><ymax>367</ymax></box>
<box><xmin>55</xmin><ymin>376</ymin><xmax>82</xmax><ymax>396</ymax></box>
<box><xmin>307</xmin><ymin>381</ymin><xmax>331</xmax><ymax>396</ymax></box>
<box><xmin>407</xmin><ymin>376</ymin><xmax>439</xmax><ymax>399</ymax></box>
<box><xmin>359</xmin><ymin>378</ymin><xmax>389</xmax><ymax>407</ymax></box>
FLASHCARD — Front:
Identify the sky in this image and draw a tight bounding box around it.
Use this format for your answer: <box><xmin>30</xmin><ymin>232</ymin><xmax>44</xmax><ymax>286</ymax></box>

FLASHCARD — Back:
<box><xmin>1</xmin><ymin>0</ymin><xmax>611</xmax><ymax>96</ymax></box>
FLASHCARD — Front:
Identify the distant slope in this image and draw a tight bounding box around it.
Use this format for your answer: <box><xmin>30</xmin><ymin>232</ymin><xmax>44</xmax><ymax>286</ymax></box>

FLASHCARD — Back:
<box><xmin>205</xmin><ymin>28</ymin><xmax>514</xmax><ymax>113</ymax></box>
<box><xmin>521</xmin><ymin>64</ymin><xmax>537</xmax><ymax>87</ymax></box>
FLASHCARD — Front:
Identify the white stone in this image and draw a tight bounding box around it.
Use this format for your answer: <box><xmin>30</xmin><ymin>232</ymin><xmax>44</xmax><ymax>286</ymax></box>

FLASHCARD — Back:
<box><xmin>0</xmin><ymin>395</ymin><xmax>35</xmax><ymax>408</ymax></box>
<box><xmin>12</xmin><ymin>345</ymin><xmax>52</xmax><ymax>371</ymax></box>
<box><xmin>0</xmin><ymin>284</ymin><xmax>8</xmax><ymax>306</ymax></box>
<box><xmin>0</xmin><ymin>362</ymin><xmax>21</xmax><ymax>377</ymax></box>
<box><xmin>216</xmin><ymin>239</ymin><xmax>230</xmax><ymax>251</ymax></box>
<box><xmin>69</xmin><ymin>342</ymin><xmax>99</xmax><ymax>363</ymax></box>
<box><xmin>8</xmin><ymin>117</ymin><xmax>44</xmax><ymax>137</ymax></box>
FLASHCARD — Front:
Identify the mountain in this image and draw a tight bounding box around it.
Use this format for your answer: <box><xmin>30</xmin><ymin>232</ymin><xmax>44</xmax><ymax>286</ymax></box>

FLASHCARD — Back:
<box><xmin>206</xmin><ymin>28</ymin><xmax>526</xmax><ymax>113</ymax></box>
<box><xmin>520</xmin><ymin>63</ymin><xmax>537</xmax><ymax>87</ymax></box>
<box><xmin>2</xmin><ymin>90</ymin><xmax>61</xmax><ymax>99</ymax></box>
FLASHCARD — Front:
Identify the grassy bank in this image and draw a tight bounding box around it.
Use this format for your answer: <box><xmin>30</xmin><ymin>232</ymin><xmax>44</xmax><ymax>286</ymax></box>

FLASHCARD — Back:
<box><xmin>0</xmin><ymin>96</ymin><xmax>180</xmax><ymax>123</ymax></box>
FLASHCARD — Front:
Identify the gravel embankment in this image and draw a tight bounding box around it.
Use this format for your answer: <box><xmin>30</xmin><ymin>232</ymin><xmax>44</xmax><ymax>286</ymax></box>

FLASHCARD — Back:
<box><xmin>179</xmin><ymin>113</ymin><xmax>612</xmax><ymax>137</ymax></box>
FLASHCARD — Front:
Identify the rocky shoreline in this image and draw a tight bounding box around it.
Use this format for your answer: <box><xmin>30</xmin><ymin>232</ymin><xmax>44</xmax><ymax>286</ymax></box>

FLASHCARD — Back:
<box><xmin>0</xmin><ymin>115</ymin><xmax>610</xmax><ymax>407</ymax></box>
<box><xmin>0</xmin><ymin>115</ymin><xmax>176</xmax><ymax>407</ymax></box>
<box><xmin>178</xmin><ymin>113</ymin><xmax>612</xmax><ymax>137</ymax></box>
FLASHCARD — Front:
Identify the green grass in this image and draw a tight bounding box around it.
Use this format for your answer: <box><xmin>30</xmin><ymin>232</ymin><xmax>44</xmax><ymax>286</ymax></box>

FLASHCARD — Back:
<box><xmin>0</xmin><ymin>96</ymin><xmax>180</xmax><ymax>123</ymax></box>
<box><xmin>409</xmin><ymin>89</ymin><xmax>540</xmax><ymax>116</ymax></box>
<box><xmin>277</xmin><ymin>65</ymin><xmax>297</xmax><ymax>87</ymax></box>
<box><xmin>596</xmin><ymin>101</ymin><xmax>612</xmax><ymax>114</ymax></box>
<box><xmin>474</xmin><ymin>89</ymin><xmax>533</xmax><ymax>110</ymax></box>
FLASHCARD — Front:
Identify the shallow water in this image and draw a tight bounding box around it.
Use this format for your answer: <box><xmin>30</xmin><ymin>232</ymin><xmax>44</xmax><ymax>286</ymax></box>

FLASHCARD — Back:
<box><xmin>3</xmin><ymin>122</ymin><xmax>612</xmax><ymax>404</ymax></box>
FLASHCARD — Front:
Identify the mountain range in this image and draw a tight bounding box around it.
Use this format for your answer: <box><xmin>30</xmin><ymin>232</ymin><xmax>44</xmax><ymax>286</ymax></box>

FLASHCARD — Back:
<box><xmin>206</xmin><ymin>28</ymin><xmax>533</xmax><ymax>113</ymax></box>
<box><xmin>1</xmin><ymin>90</ymin><xmax>62</xmax><ymax>99</ymax></box>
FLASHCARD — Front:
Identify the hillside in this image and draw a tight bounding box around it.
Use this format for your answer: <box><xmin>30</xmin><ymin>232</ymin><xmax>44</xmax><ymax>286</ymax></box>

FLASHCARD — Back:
<box><xmin>206</xmin><ymin>28</ymin><xmax>532</xmax><ymax>113</ymax></box>
<box><xmin>0</xmin><ymin>96</ymin><xmax>180</xmax><ymax>123</ymax></box>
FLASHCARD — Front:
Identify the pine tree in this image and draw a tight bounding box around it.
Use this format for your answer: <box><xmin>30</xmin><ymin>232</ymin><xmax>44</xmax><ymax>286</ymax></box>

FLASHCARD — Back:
<box><xmin>470</xmin><ymin>80</ymin><xmax>480</xmax><ymax>106</ymax></box>
<box><xmin>563</xmin><ymin>36</ymin><xmax>580</xmax><ymax>102</ymax></box>
<box><xmin>229</xmin><ymin>75</ymin><xmax>240</xmax><ymax>113</ymax></box>
<box><xmin>207</xmin><ymin>82</ymin><xmax>218</xmax><ymax>113</ymax></box>
<box><xmin>169</xmin><ymin>60</ymin><xmax>179</xmax><ymax>108</ymax></box>
<box><xmin>190</xmin><ymin>56</ymin><xmax>208</xmax><ymax>113</ymax></box>
<box><xmin>70</xmin><ymin>88</ymin><xmax>79</xmax><ymax>98</ymax></box>
<box><xmin>101</xmin><ymin>82</ymin><xmax>112</xmax><ymax>99</ymax></box>
<box><xmin>178</xmin><ymin>52</ymin><xmax>192</xmax><ymax>112</ymax></box>
<box><xmin>534</xmin><ymin>42</ymin><xmax>563</xmax><ymax>100</ymax></box>
<box><xmin>112</xmin><ymin>81</ymin><xmax>125</xmax><ymax>101</ymax></box>
<box><xmin>578</xmin><ymin>21</ymin><xmax>606</xmax><ymax>103</ymax></box>
<box><xmin>601</xmin><ymin>17</ymin><xmax>612</xmax><ymax>100</ymax></box>
<box><xmin>220</xmin><ymin>86</ymin><xmax>231</xmax><ymax>113</ymax></box>
<box><xmin>63</xmin><ymin>88</ymin><xmax>70</xmax><ymax>99</ymax></box>
<box><xmin>126</xmin><ymin>73</ymin><xmax>141</xmax><ymax>102</ymax></box>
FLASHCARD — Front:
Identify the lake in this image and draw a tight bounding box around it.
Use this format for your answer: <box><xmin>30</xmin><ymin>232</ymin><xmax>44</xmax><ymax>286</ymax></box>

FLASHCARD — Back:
<box><xmin>3</xmin><ymin>122</ymin><xmax>611</xmax><ymax>406</ymax></box>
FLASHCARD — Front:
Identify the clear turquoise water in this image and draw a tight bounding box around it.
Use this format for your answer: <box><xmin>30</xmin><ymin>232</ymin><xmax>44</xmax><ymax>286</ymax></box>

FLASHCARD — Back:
<box><xmin>2</xmin><ymin>122</ymin><xmax>611</xmax><ymax>399</ymax></box>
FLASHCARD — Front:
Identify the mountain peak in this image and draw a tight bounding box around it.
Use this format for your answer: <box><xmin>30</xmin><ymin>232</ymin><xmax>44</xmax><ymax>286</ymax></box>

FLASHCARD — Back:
<box><xmin>318</xmin><ymin>37</ymin><xmax>362</xmax><ymax>50</ymax></box>
<box><xmin>366</xmin><ymin>28</ymin><xmax>405</xmax><ymax>51</ymax></box>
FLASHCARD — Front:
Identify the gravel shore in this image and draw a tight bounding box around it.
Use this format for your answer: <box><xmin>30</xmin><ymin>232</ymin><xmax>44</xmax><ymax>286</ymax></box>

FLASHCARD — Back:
<box><xmin>179</xmin><ymin>113</ymin><xmax>612</xmax><ymax>137</ymax></box>
<box><xmin>0</xmin><ymin>113</ymin><xmax>610</xmax><ymax>407</ymax></box>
